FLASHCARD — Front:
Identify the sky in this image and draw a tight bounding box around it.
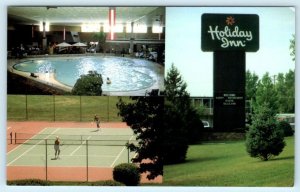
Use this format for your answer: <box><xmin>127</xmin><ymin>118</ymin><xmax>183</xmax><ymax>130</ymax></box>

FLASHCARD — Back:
<box><xmin>165</xmin><ymin>7</ymin><xmax>295</xmax><ymax>97</ymax></box>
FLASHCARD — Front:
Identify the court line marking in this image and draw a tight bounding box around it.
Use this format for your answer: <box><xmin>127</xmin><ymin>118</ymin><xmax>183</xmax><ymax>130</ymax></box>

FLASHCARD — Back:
<box><xmin>70</xmin><ymin>136</ymin><xmax>91</xmax><ymax>156</ymax></box>
<box><xmin>110</xmin><ymin>135</ymin><xmax>134</xmax><ymax>167</ymax></box>
<box><xmin>7</xmin><ymin>128</ymin><xmax>60</xmax><ymax>166</ymax></box>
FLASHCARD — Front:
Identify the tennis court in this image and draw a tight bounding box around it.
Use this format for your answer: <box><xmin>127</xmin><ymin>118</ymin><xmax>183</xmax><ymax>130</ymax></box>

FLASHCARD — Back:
<box><xmin>7</xmin><ymin>127</ymin><xmax>136</xmax><ymax>166</ymax></box>
<box><xmin>7</xmin><ymin>122</ymin><xmax>139</xmax><ymax>182</ymax></box>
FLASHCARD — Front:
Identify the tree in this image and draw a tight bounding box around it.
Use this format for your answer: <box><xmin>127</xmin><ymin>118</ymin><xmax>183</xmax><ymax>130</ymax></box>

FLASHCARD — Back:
<box><xmin>254</xmin><ymin>72</ymin><xmax>278</xmax><ymax>116</ymax></box>
<box><xmin>289</xmin><ymin>34</ymin><xmax>295</xmax><ymax>62</ymax></box>
<box><xmin>93</xmin><ymin>31</ymin><xmax>106</xmax><ymax>53</ymax></box>
<box><xmin>284</xmin><ymin>70</ymin><xmax>295</xmax><ymax>113</ymax></box>
<box><xmin>116</xmin><ymin>96</ymin><xmax>164</xmax><ymax>180</ymax></box>
<box><xmin>245</xmin><ymin>70</ymin><xmax>259</xmax><ymax>101</ymax></box>
<box><xmin>245</xmin><ymin>103</ymin><xmax>285</xmax><ymax>161</ymax></box>
<box><xmin>275</xmin><ymin>73</ymin><xmax>287</xmax><ymax>113</ymax></box>
<box><xmin>163</xmin><ymin>64</ymin><xmax>203</xmax><ymax>164</ymax></box>
<box><xmin>274</xmin><ymin>70</ymin><xmax>294</xmax><ymax>113</ymax></box>
<box><xmin>245</xmin><ymin>70</ymin><xmax>259</xmax><ymax>123</ymax></box>
<box><xmin>72</xmin><ymin>71</ymin><xmax>103</xmax><ymax>95</ymax></box>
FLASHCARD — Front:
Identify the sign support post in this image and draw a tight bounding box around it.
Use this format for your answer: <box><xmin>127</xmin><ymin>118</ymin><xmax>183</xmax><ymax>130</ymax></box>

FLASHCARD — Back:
<box><xmin>201</xmin><ymin>14</ymin><xmax>259</xmax><ymax>131</ymax></box>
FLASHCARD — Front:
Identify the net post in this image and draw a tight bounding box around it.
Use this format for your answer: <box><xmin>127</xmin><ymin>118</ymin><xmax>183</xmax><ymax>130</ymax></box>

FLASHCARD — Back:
<box><xmin>45</xmin><ymin>139</ymin><xmax>48</xmax><ymax>181</ymax></box>
<box><xmin>86</xmin><ymin>140</ymin><xmax>89</xmax><ymax>182</ymax></box>
<box><xmin>128</xmin><ymin>147</ymin><xmax>130</xmax><ymax>163</ymax></box>
<box><xmin>127</xmin><ymin>141</ymin><xmax>130</xmax><ymax>163</ymax></box>
<box><xmin>10</xmin><ymin>132</ymin><xmax>12</xmax><ymax>144</ymax></box>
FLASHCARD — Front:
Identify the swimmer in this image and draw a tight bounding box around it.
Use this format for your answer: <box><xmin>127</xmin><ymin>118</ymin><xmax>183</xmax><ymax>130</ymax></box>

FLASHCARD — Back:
<box><xmin>106</xmin><ymin>77</ymin><xmax>111</xmax><ymax>84</ymax></box>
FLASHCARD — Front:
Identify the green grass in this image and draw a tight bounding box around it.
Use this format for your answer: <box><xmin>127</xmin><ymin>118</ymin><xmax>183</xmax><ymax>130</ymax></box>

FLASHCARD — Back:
<box><xmin>7</xmin><ymin>95</ymin><xmax>131</xmax><ymax>122</ymax></box>
<box><xmin>163</xmin><ymin>137</ymin><xmax>294</xmax><ymax>186</ymax></box>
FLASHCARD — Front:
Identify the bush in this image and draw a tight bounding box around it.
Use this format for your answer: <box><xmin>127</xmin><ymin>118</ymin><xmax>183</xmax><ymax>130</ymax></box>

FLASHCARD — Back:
<box><xmin>245</xmin><ymin>104</ymin><xmax>286</xmax><ymax>161</ymax></box>
<box><xmin>72</xmin><ymin>70</ymin><xmax>103</xmax><ymax>96</ymax></box>
<box><xmin>277</xmin><ymin>120</ymin><xmax>294</xmax><ymax>136</ymax></box>
<box><xmin>113</xmin><ymin>163</ymin><xmax>141</xmax><ymax>186</ymax></box>
<box><xmin>7</xmin><ymin>179</ymin><xmax>50</xmax><ymax>186</ymax></box>
<box><xmin>90</xmin><ymin>180</ymin><xmax>125</xmax><ymax>186</ymax></box>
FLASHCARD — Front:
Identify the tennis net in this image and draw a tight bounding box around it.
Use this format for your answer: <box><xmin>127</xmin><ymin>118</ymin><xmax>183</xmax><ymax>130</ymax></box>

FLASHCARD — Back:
<box><xmin>13</xmin><ymin>132</ymin><xmax>137</xmax><ymax>146</ymax></box>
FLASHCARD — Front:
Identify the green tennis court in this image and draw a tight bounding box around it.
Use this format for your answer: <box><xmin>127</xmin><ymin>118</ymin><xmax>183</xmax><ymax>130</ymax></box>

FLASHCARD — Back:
<box><xmin>7</xmin><ymin>127</ymin><xmax>137</xmax><ymax>168</ymax></box>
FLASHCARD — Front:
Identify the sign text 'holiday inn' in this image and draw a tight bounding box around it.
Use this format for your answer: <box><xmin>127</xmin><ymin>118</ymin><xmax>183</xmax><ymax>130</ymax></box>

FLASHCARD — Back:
<box><xmin>201</xmin><ymin>14</ymin><xmax>259</xmax><ymax>52</ymax></box>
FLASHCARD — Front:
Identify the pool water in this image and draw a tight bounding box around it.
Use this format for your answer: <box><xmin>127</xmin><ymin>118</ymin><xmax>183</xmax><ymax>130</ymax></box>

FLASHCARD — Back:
<box><xmin>13</xmin><ymin>56</ymin><xmax>163</xmax><ymax>92</ymax></box>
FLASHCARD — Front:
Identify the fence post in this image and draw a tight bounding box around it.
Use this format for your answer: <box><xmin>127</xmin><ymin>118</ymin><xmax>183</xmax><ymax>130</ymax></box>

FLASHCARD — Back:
<box><xmin>80</xmin><ymin>96</ymin><xmax>82</xmax><ymax>122</ymax></box>
<box><xmin>86</xmin><ymin>140</ymin><xmax>88</xmax><ymax>182</ymax></box>
<box><xmin>128</xmin><ymin>146</ymin><xmax>130</xmax><ymax>163</ymax></box>
<box><xmin>107</xmin><ymin>96</ymin><xmax>109</xmax><ymax>122</ymax></box>
<box><xmin>53</xmin><ymin>95</ymin><xmax>56</xmax><ymax>121</ymax></box>
<box><xmin>25</xmin><ymin>95</ymin><xmax>28</xmax><ymax>120</ymax></box>
<box><xmin>45</xmin><ymin>139</ymin><xmax>48</xmax><ymax>181</ymax></box>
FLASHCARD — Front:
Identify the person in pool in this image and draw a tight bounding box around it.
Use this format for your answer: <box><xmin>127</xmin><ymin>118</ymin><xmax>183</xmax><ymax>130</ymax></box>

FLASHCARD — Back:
<box><xmin>106</xmin><ymin>77</ymin><xmax>111</xmax><ymax>84</ymax></box>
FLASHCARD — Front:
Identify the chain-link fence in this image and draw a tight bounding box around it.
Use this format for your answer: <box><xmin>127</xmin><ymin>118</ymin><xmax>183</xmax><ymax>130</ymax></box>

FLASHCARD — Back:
<box><xmin>7</xmin><ymin>95</ymin><xmax>131</xmax><ymax>122</ymax></box>
<box><xmin>7</xmin><ymin>132</ymin><xmax>137</xmax><ymax>181</ymax></box>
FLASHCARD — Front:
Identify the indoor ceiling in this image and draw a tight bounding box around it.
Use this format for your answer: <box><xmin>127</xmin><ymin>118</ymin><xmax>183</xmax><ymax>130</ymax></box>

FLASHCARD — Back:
<box><xmin>8</xmin><ymin>6</ymin><xmax>165</xmax><ymax>27</ymax></box>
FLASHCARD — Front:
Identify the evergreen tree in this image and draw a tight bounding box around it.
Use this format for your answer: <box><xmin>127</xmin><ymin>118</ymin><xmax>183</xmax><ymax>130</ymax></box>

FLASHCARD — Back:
<box><xmin>245</xmin><ymin>103</ymin><xmax>285</xmax><ymax>161</ymax></box>
<box><xmin>163</xmin><ymin>64</ymin><xmax>203</xmax><ymax>164</ymax></box>
<box><xmin>72</xmin><ymin>71</ymin><xmax>103</xmax><ymax>95</ymax></box>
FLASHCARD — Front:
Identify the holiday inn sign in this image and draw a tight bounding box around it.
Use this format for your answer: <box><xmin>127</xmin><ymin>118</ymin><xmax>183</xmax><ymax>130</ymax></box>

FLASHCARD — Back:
<box><xmin>201</xmin><ymin>14</ymin><xmax>259</xmax><ymax>52</ymax></box>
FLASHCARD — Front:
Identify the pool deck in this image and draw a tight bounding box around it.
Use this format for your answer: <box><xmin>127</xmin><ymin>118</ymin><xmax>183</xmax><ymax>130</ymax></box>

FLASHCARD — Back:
<box><xmin>7</xmin><ymin>53</ymin><xmax>164</xmax><ymax>96</ymax></box>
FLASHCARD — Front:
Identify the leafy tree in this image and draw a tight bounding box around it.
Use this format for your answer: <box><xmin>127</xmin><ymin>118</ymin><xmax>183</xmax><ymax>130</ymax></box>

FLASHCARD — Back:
<box><xmin>116</xmin><ymin>96</ymin><xmax>164</xmax><ymax>180</ymax></box>
<box><xmin>245</xmin><ymin>70</ymin><xmax>259</xmax><ymax>124</ymax></box>
<box><xmin>93</xmin><ymin>31</ymin><xmax>106</xmax><ymax>52</ymax></box>
<box><xmin>245</xmin><ymin>103</ymin><xmax>285</xmax><ymax>161</ymax></box>
<box><xmin>245</xmin><ymin>70</ymin><xmax>259</xmax><ymax>101</ymax></box>
<box><xmin>284</xmin><ymin>70</ymin><xmax>295</xmax><ymax>113</ymax></box>
<box><xmin>275</xmin><ymin>70</ymin><xmax>294</xmax><ymax>113</ymax></box>
<box><xmin>290</xmin><ymin>34</ymin><xmax>295</xmax><ymax>62</ymax></box>
<box><xmin>275</xmin><ymin>73</ymin><xmax>287</xmax><ymax>113</ymax></box>
<box><xmin>72</xmin><ymin>71</ymin><xmax>103</xmax><ymax>95</ymax></box>
<box><xmin>254</xmin><ymin>72</ymin><xmax>278</xmax><ymax>116</ymax></box>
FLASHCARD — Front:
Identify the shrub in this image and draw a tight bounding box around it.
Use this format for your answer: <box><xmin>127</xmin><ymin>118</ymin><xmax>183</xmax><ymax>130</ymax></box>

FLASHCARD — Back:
<box><xmin>245</xmin><ymin>104</ymin><xmax>286</xmax><ymax>161</ymax></box>
<box><xmin>113</xmin><ymin>163</ymin><xmax>141</xmax><ymax>186</ymax></box>
<box><xmin>7</xmin><ymin>179</ymin><xmax>50</xmax><ymax>186</ymax></box>
<box><xmin>277</xmin><ymin>120</ymin><xmax>294</xmax><ymax>136</ymax></box>
<box><xmin>90</xmin><ymin>180</ymin><xmax>125</xmax><ymax>186</ymax></box>
<box><xmin>72</xmin><ymin>70</ymin><xmax>103</xmax><ymax>96</ymax></box>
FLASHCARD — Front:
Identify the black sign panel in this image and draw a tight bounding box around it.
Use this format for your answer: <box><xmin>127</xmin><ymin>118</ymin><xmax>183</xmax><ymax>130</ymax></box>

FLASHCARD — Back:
<box><xmin>202</xmin><ymin>14</ymin><xmax>259</xmax><ymax>52</ymax></box>
<box><xmin>213</xmin><ymin>51</ymin><xmax>246</xmax><ymax>131</ymax></box>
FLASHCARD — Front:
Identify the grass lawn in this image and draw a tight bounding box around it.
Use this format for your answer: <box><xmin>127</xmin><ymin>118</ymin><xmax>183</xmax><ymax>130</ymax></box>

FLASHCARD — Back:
<box><xmin>7</xmin><ymin>95</ymin><xmax>131</xmax><ymax>122</ymax></box>
<box><xmin>163</xmin><ymin>137</ymin><xmax>294</xmax><ymax>186</ymax></box>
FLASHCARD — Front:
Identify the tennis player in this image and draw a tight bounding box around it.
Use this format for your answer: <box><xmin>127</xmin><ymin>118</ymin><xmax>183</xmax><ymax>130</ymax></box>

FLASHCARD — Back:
<box><xmin>94</xmin><ymin>114</ymin><xmax>100</xmax><ymax>131</ymax></box>
<box><xmin>54</xmin><ymin>136</ymin><xmax>61</xmax><ymax>159</ymax></box>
